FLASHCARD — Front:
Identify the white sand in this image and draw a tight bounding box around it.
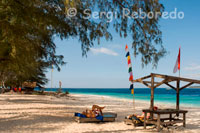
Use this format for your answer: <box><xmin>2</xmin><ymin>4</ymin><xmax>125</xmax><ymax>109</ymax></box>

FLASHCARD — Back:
<box><xmin>0</xmin><ymin>93</ymin><xmax>200</xmax><ymax>133</ymax></box>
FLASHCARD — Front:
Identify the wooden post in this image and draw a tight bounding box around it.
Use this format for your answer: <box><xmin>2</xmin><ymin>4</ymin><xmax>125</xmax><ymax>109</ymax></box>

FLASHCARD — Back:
<box><xmin>157</xmin><ymin>114</ymin><xmax>161</xmax><ymax>132</ymax></box>
<box><xmin>176</xmin><ymin>80</ymin><xmax>180</xmax><ymax>117</ymax></box>
<box><xmin>170</xmin><ymin>113</ymin><xmax>172</xmax><ymax>121</ymax></box>
<box><xmin>144</xmin><ymin>112</ymin><xmax>147</xmax><ymax>129</ymax></box>
<box><xmin>133</xmin><ymin>94</ymin><xmax>135</xmax><ymax>112</ymax></box>
<box><xmin>150</xmin><ymin>75</ymin><xmax>154</xmax><ymax>119</ymax></box>
<box><xmin>176</xmin><ymin>80</ymin><xmax>180</xmax><ymax>110</ymax></box>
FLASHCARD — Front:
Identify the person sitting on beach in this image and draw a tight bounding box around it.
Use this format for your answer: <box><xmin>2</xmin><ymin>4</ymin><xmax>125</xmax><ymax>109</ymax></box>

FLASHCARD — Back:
<box><xmin>92</xmin><ymin>105</ymin><xmax>105</xmax><ymax>116</ymax></box>
<box><xmin>138</xmin><ymin>106</ymin><xmax>158</xmax><ymax>119</ymax></box>
<box><xmin>127</xmin><ymin>106</ymin><xmax>158</xmax><ymax>120</ymax></box>
<box><xmin>82</xmin><ymin>109</ymin><xmax>96</xmax><ymax>118</ymax></box>
<box><xmin>82</xmin><ymin>105</ymin><xmax>105</xmax><ymax>118</ymax></box>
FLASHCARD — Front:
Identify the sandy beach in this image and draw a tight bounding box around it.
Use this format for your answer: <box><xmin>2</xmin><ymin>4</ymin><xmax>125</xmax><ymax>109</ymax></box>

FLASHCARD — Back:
<box><xmin>0</xmin><ymin>93</ymin><xmax>200</xmax><ymax>133</ymax></box>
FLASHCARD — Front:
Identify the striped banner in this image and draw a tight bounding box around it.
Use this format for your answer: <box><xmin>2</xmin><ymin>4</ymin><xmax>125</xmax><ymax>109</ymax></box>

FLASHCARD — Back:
<box><xmin>125</xmin><ymin>45</ymin><xmax>134</xmax><ymax>94</ymax></box>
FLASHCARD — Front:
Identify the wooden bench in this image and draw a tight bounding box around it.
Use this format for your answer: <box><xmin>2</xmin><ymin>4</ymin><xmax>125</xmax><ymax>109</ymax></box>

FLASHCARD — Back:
<box><xmin>143</xmin><ymin>109</ymin><xmax>188</xmax><ymax>131</ymax></box>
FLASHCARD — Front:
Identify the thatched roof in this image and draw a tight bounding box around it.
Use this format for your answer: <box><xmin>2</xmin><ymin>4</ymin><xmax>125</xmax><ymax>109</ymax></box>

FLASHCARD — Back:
<box><xmin>22</xmin><ymin>82</ymin><xmax>37</xmax><ymax>88</ymax></box>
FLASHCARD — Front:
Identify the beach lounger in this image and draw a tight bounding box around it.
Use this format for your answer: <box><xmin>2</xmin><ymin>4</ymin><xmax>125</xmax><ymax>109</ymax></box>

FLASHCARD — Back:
<box><xmin>124</xmin><ymin>114</ymin><xmax>154</xmax><ymax>127</ymax></box>
<box><xmin>124</xmin><ymin>115</ymin><xmax>144</xmax><ymax>126</ymax></box>
<box><xmin>124</xmin><ymin>107</ymin><xmax>158</xmax><ymax>126</ymax></box>
<box><xmin>74</xmin><ymin>112</ymin><xmax>117</xmax><ymax>123</ymax></box>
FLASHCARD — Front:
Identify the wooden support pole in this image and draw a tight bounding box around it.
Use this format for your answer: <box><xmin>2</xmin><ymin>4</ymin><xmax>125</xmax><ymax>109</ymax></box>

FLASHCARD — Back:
<box><xmin>143</xmin><ymin>81</ymin><xmax>159</xmax><ymax>84</ymax></box>
<box><xmin>154</xmin><ymin>79</ymin><xmax>174</xmax><ymax>88</ymax></box>
<box><xmin>151</xmin><ymin>73</ymin><xmax>200</xmax><ymax>84</ymax></box>
<box><xmin>144</xmin><ymin>112</ymin><xmax>147</xmax><ymax>129</ymax></box>
<box><xmin>157</xmin><ymin>114</ymin><xmax>161</xmax><ymax>132</ymax></box>
<box><xmin>138</xmin><ymin>80</ymin><xmax>151</xmax><ymax>88</ymax></box>
<box><xmin>170</xmin><ymin>113</ymin><xmax>172</xmax><ymax>121</ymax></box>
<box><xmin>150</xmin><ymin>75</ymin><xmax>154</xmax><ymax>119</ymax></box>
<box><xmin>180</xmin><ymin>82</ymin><xmax>194</xmax><ymax>91</ymax></box>
<box><xmin>176</xmin><ymin>80</ymin><xmax>180</xmax><ymax>113</ymax></box>
<box><xmin>133</xmin><ymin>75</ymin><xmax>151</xmax><ymax>82</ymax></box>
<box><xmin>165</xmin><ymin>82</ymin><xmax>176</xmax><ymax>90</ymax></box>
<box><xmin>133</xmin><ymin>94</ymin><xmax>135</xmax><ymax>112</ymax></box>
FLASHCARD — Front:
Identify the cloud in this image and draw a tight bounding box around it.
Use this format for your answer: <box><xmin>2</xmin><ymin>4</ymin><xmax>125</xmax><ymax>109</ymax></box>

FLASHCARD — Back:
<box><xmin>184</xmin><ymin>64</ymin><xmax>200</xmax><ymax>71</ymax></box>
<box><xmin>90</xmin><ymin>47</ymin><xmax>118</xmax><ymax>56</ymax></box>
<box><xmin>183</xmin><ymin>73</ymin><xmax>200</xmax><ymax>79</ymax></box>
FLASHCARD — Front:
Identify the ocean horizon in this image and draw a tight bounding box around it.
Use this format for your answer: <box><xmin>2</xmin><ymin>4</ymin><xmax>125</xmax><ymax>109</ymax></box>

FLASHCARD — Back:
<box><xmin>35</xmin><ymin>88</ymin><xmax>200</xmax><ymax>107</ymax></box>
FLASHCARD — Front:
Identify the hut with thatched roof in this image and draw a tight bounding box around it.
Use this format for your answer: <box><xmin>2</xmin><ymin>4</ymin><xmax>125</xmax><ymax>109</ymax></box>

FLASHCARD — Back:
<box><xmin>22</xmin><ymin>82</ymin><xmax>37</xmax><ymax>92</ymax></box>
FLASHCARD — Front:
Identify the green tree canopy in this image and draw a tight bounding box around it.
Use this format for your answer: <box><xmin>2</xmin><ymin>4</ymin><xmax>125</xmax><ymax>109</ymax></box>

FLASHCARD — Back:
<box><xmin>0</xmin><ymin>0</ymin><xmax>166</xmax><ymax>87</ymax></box>
<box><xmin>64</xmin><ymin>0</ymin><xmax>166</xmax><ymax>66</ymax></box>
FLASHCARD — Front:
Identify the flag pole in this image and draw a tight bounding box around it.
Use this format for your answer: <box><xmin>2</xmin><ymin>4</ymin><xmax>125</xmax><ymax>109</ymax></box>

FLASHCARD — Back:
<box><xmin>132</xmin><ymin>81</ymin><xmax>135</xmax><ymax>111</ymax></box>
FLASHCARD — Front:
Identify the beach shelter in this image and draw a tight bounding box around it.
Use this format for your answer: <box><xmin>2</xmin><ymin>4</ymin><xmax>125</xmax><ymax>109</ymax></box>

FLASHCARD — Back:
<box><xmin>22</xmin><ymin>82</ymin><xmax>37</xmax><ymax>92</ymax></box>
<box><xmin>133</xmin><ymin>73</ymin><xmax>200</xmax><ymax>131</ymax></box>
<box><xmin>133</xmin><ymin>73</ymin><xmax>200</xmax><ymax>111</ymax></box>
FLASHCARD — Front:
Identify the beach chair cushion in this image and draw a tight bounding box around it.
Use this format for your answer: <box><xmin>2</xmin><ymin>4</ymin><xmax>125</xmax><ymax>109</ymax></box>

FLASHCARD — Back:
<box><xmin>96</xmin><ymin>115</ymin><xmax>103</xmax><ymax>121</ymax></box>
<box><xmin>74</xmin><ymin>113</ymin><xmax>87</xmax><ymax>118</ymax></box>
<box><xmin>74</xmin><ymin>112</ymin><xmax>103</xmax><ymax>121</ymax></box>
<box><xmin>124</xmin><ymin>114</ymin><xmax>144</xmax><ymax>126</ymax></box>
<box><xmin>74</xmin><ymin>112</ymin><xmax>117</xmax><ymax>123</ymax></box>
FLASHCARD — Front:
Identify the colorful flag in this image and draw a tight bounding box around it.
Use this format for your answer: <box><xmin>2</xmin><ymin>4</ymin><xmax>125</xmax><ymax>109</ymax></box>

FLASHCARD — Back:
<box><xmin>125</xmin><ymin>44</ymin><xmax>134</xmax><ymax>94</ymax></box>
<box><xmin>173</xmin><ymin>47</ymin><xmax>181</xmax><ymax>73</ymax></box>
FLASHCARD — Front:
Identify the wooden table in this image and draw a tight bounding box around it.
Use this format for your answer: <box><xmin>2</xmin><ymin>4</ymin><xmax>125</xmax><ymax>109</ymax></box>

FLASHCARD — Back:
<box><xmin>142</xmin><ymin>109</ymin><xmax>188</xmax><ymax>132</ymax></box>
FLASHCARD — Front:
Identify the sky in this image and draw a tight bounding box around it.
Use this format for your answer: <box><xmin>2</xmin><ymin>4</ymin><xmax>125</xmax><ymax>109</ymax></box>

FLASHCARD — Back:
<box><xmin>45</xmin><ymin>0</ymin><xmax>200</xmax><ymax>88</ymax></box>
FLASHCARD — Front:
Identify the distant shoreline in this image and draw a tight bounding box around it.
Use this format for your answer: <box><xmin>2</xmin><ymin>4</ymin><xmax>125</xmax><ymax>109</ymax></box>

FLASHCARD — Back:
<box><xmin>36</xmin><ymin>88</ymin><xmax>200</xmax><ymax>108</ymax></box>
<box><xmin>44</xmin><ymin>87</ymin><xmax>200</xmax><ymax>89</ymax></box>
<box><xmin>69</xmin><ymin>93</ymin><xmax>200</xmax><ymax>108</ymax></box>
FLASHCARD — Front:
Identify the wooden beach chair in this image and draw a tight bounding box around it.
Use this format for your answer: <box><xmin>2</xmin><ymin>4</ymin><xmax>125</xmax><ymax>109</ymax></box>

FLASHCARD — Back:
<box><xmin>74</xmin><ymin>112</ymin><xmax>117</xmax><ymax>123</ymax></box>
<box><xmin>124</xmin><ymin>114</ymin><xmax>154</xmax><ymax>127</ymax></box>
<box><xmin>124</xmin><ymin>106</ymin><xmax>158</xmax><ymax>126</ymax></box>
<box><xmin>74</xmin><ymin>105</ymin><xmax>117</xmax><ymax>123</ymax></box>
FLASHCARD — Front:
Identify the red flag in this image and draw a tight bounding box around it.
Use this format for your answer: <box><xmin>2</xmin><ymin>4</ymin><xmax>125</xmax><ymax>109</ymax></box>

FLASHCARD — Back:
<box><xmin>173</xmin><ymin>47</ymin><xmax>181</xmax><ymax>73</ymax></box>
<box><xmin>128</xmin><ymin>59</ymin><xmax>131</xmax><ymax>64</ymax></box>
<box><xmin>129</xmin><ymin>75</ymin><xmax>133</xmax><ymax>81</ymax></box>
<box><xmin>125</xmin><ymin>45</ymin><xmax>128</xmax><ymax>51</ymax></box>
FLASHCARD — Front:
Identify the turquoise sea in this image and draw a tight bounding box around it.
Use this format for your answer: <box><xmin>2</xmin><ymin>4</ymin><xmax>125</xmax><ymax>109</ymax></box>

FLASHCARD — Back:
<box><xmin>35</xmin><ymin>88</ymin><xmax>200</xmax><ymax>107</ymax></box>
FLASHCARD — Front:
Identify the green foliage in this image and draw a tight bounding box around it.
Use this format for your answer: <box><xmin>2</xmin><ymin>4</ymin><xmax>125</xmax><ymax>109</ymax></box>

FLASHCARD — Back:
<box><xmin>0</xmin><ymin>0</ymin><xmax>67</xmax><ymax>86</ymax></box>
<box><xmin>65</xmin><ymin>0</ymin><xmax>167</xmax><ymax>67</ymax></box>
<box><xmin>0</xmin><ymin>0</ymin><xmax>166</xmax><ymax>87</ymax></box>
